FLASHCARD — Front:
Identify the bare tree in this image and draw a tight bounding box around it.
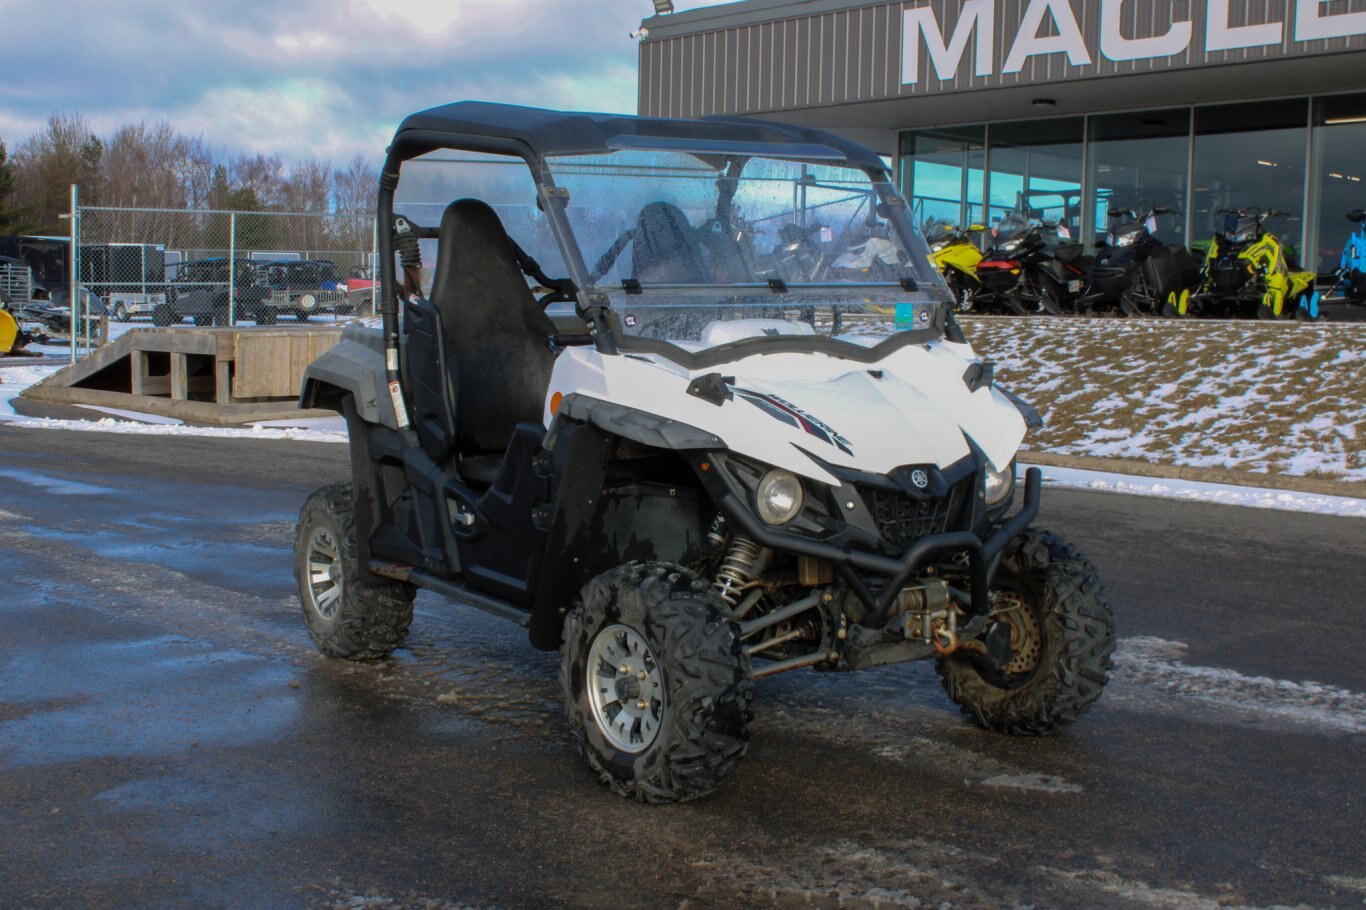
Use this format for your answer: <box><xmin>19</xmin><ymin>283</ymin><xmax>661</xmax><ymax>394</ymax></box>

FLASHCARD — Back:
<box><xmin>283</xmin><ymin>158</ymin><xmax>332</xmax><ymax>214</ymax></box>
<box><xmin>333</xmin><ymin>153</ymin><xmax>377</xmax><ymax>266</ymax></box>
<box><xmin>175</xmin><ymin>136</ymin><xmax>216</xmax><ymax>211</ymax></box>
<box><xmin>229</xmin><ymin>153</ymin><xmax>286</xmax><ymax>210</ymax></box>
<box><xmin>101</xmin><ymin>121</ymin><xmax>187</xmax><ymax>209</ymax></box>
<box><xmin>11</xmin><ymin>113</ymin><xmax>103</xmax><ymax>233</ymax></box>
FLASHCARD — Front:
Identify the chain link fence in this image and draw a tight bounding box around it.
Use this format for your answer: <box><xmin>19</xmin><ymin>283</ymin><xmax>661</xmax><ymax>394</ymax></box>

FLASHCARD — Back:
<box><xmin>76</xmin><ymin>205</ymin><xmax>377</xmax><ymax>327</ymax></box>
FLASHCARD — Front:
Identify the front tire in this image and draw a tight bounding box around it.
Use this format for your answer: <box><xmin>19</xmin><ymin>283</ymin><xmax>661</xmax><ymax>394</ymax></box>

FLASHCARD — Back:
<box><xmin>560</xmin><ymin>563</ymin><xmax>753</xmax><ymax>802</ymax></box>
<box><xmin>294</xmin><ymin>482</ymin><xmax>415</xmax><ymax>660</ymax></box>
<box><xmin>937</xmin><ymin>529</ymin><xmax>1114</xmax><ymax>734</ymax></box>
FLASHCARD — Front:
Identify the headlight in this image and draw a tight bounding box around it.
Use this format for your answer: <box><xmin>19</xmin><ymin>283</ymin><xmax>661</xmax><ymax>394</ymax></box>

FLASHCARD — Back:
<box><xmin>756</xmin><ymin>469</ymin><xmax>804</xmax><ymax>525</ymax></box>
<box><xmin>1114</xmin><ymin>231</ymin><xmax>1139</xmax><ymax>247</ymax></box>
<box><xmin>984</xmin><ymin>461</ymin><xmax>1015</xmax><ymax>507</ymax></box>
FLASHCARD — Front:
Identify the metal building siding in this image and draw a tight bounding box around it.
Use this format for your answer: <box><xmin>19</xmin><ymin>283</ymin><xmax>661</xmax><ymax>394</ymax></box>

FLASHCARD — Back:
<box><xmin>638</xmin><ymin>0</ymin><xmax>1366</xmax><ymax>117</ymax></box>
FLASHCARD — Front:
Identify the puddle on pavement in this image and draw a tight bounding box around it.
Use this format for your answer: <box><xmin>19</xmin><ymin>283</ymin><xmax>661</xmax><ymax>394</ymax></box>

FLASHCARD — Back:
<box><xmin>0</xmin><ymin>466</ymin><xmax>119</xmax><ymax>497</ymax></box>
<box><xmin>0</xmin><ymin>633</ymin><xmax>302</xmax><ymax>767</ymax></box>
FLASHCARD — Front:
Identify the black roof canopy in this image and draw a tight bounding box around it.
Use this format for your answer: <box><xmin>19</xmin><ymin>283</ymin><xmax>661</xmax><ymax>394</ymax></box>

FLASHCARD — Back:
<box><xmin>387</xmin><ymin>101</ymin><xmax>887</xmax><ymax>171</ymax></box>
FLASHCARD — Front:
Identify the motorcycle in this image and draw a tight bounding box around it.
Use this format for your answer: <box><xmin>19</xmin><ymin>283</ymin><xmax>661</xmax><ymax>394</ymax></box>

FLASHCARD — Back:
<box><xmin>1185</xmin><ymin>208</ymin><xmax>1319</xmax><ymax>319</ymax></box>
<box><xmin>1077</xmin><ymin>207</ymin><xmax>1194</xmax><ymax>317</ymax></box>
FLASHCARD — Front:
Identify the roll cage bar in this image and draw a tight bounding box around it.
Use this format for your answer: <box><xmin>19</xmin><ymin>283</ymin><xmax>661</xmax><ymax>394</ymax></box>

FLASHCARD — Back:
<box><xmin>373</xmin><ymin>102</ymin><xmax>949</xmax><ymax>427</ymax></box>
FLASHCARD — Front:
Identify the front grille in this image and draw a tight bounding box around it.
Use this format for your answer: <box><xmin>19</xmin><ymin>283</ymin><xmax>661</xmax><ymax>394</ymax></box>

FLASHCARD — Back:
<box><xmin>860</xmin><ymin>479</ymin><xmax>971</xmax><ymax>550</ymax></box>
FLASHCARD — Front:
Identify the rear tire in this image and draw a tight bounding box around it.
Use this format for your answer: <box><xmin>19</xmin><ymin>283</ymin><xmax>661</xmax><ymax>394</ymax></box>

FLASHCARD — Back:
<box><xmin>560</xmin><ymin>562</ymin><xmax>753</xmax><ymax>802</ymax></box>
<box><xmin>294</xmin><ymin>482</ymin><xmax>415</xmax><ymax>660</ymax></box>
<box><xmin>152</xmin><ymin>304</ymin><xmax>174</xmax><ymax>326</ymax></box>
<box><xmin>936</xmin><ymin>529</ymin><xmax>1114</xmax><ymax>734</ymax></box>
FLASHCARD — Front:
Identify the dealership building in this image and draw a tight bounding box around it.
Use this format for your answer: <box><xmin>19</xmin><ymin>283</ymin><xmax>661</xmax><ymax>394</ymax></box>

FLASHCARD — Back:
<box><xmin>636</xmin><ymin>0</ymin><xmax>1366</xmax><ymax>272</ymax></box>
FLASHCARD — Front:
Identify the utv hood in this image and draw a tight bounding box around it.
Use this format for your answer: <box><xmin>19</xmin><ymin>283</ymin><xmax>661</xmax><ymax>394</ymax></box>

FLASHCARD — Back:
<box><xmin>547</xmin><ymin>341</ymin><xmax>1028</xmax><ymax>486</ymax></box>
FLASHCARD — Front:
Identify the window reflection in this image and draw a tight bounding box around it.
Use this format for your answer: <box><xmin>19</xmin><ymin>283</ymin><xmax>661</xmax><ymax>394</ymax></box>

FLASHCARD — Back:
<box><xmin>1192</xmin><ymin>100</ymin><xmax>1308</xmax><ymax>260</ymax></box>
<box><xmin>987</xmin><ymin>119</ymin><xmax>1085</xmax><ymax>237</ymax></box>
<box><xmin>1312</xmin><ymin>94</ymin><xmax>1366</xmax><ymax>275</ymax></box>
<box><xmin>1086</xmin><ymin>110</ymin><xmax>1189</xmax><ymax>248</ymax></box>
<box><xmin>899</xmin><ymin>126</ymin><xmax>986</xmax><ymax>234</ymax></box>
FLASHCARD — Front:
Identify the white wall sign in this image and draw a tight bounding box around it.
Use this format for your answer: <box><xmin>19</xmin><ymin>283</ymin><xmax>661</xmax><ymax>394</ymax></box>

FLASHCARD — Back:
<box><xmin>901</xmin><ymin>0</ymin><xmax>1366</xmax><ymax>85</ymax></box>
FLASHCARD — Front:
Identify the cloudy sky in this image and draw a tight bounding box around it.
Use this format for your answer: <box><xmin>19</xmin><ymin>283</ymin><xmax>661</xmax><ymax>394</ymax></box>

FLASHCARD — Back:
<box><xmin>0</xmin><ymin>0</ymin><xmax>719</xmax><ymax>166</ymax></box>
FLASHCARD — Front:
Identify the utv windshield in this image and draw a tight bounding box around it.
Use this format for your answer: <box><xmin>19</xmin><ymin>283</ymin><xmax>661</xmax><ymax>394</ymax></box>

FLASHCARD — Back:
<box><xmin>544</xmin><ymin>150</ymin><xmax>952</xmax><ymax>355</ymax></box>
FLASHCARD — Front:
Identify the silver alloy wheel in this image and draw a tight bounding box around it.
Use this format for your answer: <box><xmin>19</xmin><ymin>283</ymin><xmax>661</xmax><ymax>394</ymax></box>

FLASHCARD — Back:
<box><xmin>305</xmin><ymin>527</ymin><xmax>343</xmax><ymax>620</ymax></box>
<box><xmin>586</xmin><ymin>624</ymin><xmax>665</xmax><ymax>753</ymax></box>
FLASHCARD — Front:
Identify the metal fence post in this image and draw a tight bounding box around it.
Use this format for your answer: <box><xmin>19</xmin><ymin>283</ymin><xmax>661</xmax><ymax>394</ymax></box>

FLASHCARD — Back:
<box><xmin>69</xmin><ymin>184</ymin><xmax>80</xmax><ymax>364</ymax></box>
<box><xmin>228</xmin><ymin>211</ymin><xmax>237</xmax><ymax>324</ymax></box>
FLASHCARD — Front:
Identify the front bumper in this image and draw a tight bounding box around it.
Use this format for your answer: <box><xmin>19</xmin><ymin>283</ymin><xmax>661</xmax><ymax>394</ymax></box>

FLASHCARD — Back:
<box><xmin>712</xmin><ymin>467</ymin><xmax>1042</xmax><ymax>630</ymax></box>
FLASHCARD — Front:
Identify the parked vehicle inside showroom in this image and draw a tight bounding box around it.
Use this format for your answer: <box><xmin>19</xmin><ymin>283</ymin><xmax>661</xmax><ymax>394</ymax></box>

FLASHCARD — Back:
<box><xmin>1186</xmin><ymin>208</ymin><xmax>1319</xmax><ymax>319</ymax></box>
<box><xmin>293</xmin><ymin>102</ymin><xmax>1115</xmax><ymax>802</ymax></box>
<box><xmin>969</xmin><ymin>211</ymin><xmax>1071</xmax><ymax>315</ymax></box>
<box><xmin>1077</xmin><ymin>207</ymin><xmax>1195</xmax><ymax>317</ymax></box>
<box><xmin>923</xmin><ymin>218</ymin><xmax>985</xmax><ymax>311</ymax></box>
<box><xmin>1326</xmin><ymin>208</ymin><xmax>1365</xmax><ymax>302</ymax></box>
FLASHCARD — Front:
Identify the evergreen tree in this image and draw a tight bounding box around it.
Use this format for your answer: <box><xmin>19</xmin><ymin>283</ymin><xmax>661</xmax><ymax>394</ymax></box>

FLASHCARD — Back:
<box><xmin>0</xmin><ymin>138</ymin><xmax>37</xmax><ymax>235</ymax></box>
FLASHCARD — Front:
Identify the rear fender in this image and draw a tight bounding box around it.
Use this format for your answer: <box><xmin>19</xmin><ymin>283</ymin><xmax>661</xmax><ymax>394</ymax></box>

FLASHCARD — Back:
<box><xmin>299</xmin><ymin>324</ymin><xmax>397</xmax><ymax>429</ymax></box>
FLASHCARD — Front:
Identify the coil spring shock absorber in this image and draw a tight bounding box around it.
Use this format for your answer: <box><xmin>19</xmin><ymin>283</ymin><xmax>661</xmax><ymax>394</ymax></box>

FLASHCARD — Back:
<box><xmin>394</xmin><ymin>216</ymin><xmax>423</xmax><ymax>299</ymax></box>
<box><xmin>713</xmin><ymin>535</ymin><xmax>762</xmax><ymax>608</ymax></box>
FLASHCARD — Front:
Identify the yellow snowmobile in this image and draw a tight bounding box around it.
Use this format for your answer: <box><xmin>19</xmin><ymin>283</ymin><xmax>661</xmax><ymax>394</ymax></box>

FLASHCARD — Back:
<box><xmin>1178</xmin><ymin>208</ymin><xmax>1319</xmax><ymax>319</ymax></box>
<box><xmin>924</xmin><ymin>218</ymin><xmax>985</xmax><ymax>311</ymax></box>
<box><xmin>0</xmin><ymin>293</ymin><xmax>41</xmax><ymax>357</ymax></box>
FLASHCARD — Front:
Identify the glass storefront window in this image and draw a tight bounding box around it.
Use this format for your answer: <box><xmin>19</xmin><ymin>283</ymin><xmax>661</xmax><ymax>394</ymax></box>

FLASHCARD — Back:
<box><xmin>898</xmin><ymin>126</ymin><xmax>985</xmax><ymax>234</ymax></box>
<box><xmin>896</xmin><ymin>98</ymin><xmax>1337</xmax><ymax>262</ymax></box>
<box><xmin>1086</xmin><ymin>109</ymin><xmax>1190</xmax><ymax>248</ymax></box>
<box><xmin>1192</xmin><ymin>100</ymin><xmax>1309</xmax><ymax>258</ymax></box>
<box><xmin>987</xmin><ymin>118</ymin><xmax>1085</xmax><ymax>238</ymax></box>
<box><xmin>1311</xmin><ymin>94</ymin><xmax>1366</xmax><ymax>275</ymax></box>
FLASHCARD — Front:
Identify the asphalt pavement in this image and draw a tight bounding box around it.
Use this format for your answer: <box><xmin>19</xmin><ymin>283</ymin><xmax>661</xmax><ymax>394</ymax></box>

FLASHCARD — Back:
<box><xmin>1</xmin><ymin>424</ymin><xmax>1363</xmax><ymax>910</ymax></box>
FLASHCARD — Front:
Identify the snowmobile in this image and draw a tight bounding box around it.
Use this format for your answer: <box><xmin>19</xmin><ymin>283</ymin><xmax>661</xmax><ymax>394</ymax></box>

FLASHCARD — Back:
<box><xmin>1</xmin><ymin>299</ymin><xmax>38</xmax><ymax>356</ymax></box>
<box><xmin>970</xmin><ymin>212</ymin><xmax>1071</xmax><ymax>315</ymax></box>
<box><xmin>923</xmin><ymin>218</ymin><xmax>985</xmax><ymax>311</ymax></box>
<box><xmin>1324</xmin><ymin>208</ymin><xmax>1365</xmax><ymax>302</ymax></box>
<box><xmin>293</xmin><ymin>102</ymin><xmax>1115</xmax><ymax>802</ymax></box>
<box><xmin>1185</xmin><ymin>208</ymin><xmax>1319</xmax><ymax>319</ymax></box>
<box><xmin>1076</xmin><ymin>207</ymin><xmax>1193</xmax><ymax>317</ymax></box>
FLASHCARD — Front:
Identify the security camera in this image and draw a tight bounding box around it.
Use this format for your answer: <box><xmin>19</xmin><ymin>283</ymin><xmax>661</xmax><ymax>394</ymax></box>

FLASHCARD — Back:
<box><xmin>630</xmin><ymin>26</ymin><xmax>649</xmax><ymax>39</ymax></box>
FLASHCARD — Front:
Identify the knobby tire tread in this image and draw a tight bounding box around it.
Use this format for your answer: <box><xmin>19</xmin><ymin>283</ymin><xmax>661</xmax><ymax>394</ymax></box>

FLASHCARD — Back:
<box><xmin>936</xmin><ymin>528</ymin><xmax>1115</xmax><ymax>735</ymax></box>
<box><xmin>295</xmin><ymin>481</ymin><xmax>415</xmax><ymax>660</ymax></box>
<box><xmin>560</xmin><ymin>562</ymin><xmax>754</xmax><ymax>803</ymax></box>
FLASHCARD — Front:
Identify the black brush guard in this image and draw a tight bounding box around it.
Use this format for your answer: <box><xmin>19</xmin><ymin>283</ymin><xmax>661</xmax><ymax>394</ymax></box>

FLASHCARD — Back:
<box><xmin>714</xmin><ymin>467</ymin><xmax>1042</xmax><ymax>630</ymax></box>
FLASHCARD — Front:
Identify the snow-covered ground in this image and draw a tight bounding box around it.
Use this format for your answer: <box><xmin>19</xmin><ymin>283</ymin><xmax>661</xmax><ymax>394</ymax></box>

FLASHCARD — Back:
<box><xmin>0</xmin><ymin>321</ymin><xmax>349</xmax><ymax>443</ymax></box>
<box><xmin>2</xmin><ymin>319</ymin><xmax>1362</xmax><ymax>517</ymax></box>
<box><xmin>1028</xmin><ymin>463</ymin><xmax>1365</xmax><ymax>518</ymax></box>
<box><xmin>967</xmin><ymin>317</ymin><xmax>1366</xmax><ymax>482</ymax></box>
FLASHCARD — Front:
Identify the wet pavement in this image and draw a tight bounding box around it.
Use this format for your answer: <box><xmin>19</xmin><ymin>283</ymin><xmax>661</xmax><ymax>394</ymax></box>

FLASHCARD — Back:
<box><xmin>1</xmin><ymin>423</ymin><xmax>1364</xmax><ymax>909</ymax></box>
